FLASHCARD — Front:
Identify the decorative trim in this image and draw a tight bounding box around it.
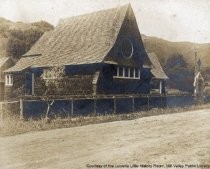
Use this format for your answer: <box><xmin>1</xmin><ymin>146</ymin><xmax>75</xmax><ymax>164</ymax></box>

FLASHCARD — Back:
<box><xmin>113</xmin><ymin>76</ymin><xmax>140</xmax><ymax>80</ymax></box>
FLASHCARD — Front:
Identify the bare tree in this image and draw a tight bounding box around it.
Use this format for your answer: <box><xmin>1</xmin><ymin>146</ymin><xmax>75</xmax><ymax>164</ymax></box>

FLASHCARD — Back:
<box><xmin>41</xmin><ymin>66</ymin><xmax>65</xmax><ymax>121</ymax></box>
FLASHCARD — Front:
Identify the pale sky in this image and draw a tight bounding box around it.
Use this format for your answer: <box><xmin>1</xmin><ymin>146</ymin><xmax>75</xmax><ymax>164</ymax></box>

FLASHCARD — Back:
<box><xmin>0</xmin><ymin>0</ymin><xmax>210</xmax><ymax>43</ymax></box>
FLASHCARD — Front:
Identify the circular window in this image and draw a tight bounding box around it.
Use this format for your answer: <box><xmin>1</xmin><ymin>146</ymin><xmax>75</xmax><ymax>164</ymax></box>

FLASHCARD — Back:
<box><xmin>121</xmin><ymin>38</ymin><xmax>133</xmax><ymax>59</ymax></box>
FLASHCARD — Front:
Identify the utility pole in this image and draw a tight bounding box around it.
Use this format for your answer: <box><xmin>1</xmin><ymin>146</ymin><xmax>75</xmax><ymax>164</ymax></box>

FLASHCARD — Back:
<box><xmin>155</xmin><ymin>38</ymin><xmax>157</xmax><ymax>52</ymax></box>
<box><xmin>194</xmin><ymin>51</ymin><xmax>197</xmax><ymax>76</ymax></box>
<box><xmin>193</xmin><ymin>50</ymin><xmax>197</xmax><ymax>98</ymax></box>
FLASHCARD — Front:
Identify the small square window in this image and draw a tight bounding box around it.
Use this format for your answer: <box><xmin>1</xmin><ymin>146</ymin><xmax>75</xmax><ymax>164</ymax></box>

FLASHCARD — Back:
<box><xmin>5</xmin><ymin>74</ymin><xmax>13</xmax><ymax>86</ymax></box>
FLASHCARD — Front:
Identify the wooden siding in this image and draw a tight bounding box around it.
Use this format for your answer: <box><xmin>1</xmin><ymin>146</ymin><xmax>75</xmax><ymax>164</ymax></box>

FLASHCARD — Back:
<box><xmin>4</xmin><ymin>74</ymin><xmax>25</xmax><ymax>100</ymax></box>
<box><xmin>34</xmin><ymin>75</ymin><xmax>94</xmax><ymax>96</ymax></box>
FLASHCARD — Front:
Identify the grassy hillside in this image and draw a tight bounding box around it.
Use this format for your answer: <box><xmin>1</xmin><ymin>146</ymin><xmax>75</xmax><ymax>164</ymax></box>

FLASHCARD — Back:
<box><xmin>0</xmin><ymin>17</ymin><xmax>54</xmax><ymax>60</ymax></box>
<box><xmin>142</xmin><ymin>35</ymin><xmax>210</xmax><ymax>68</ymax></box>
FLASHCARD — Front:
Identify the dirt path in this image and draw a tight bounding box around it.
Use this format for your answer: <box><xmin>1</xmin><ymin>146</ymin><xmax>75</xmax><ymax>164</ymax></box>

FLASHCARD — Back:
<box><xmin>0</xmin><ymin>109</ymin><xmax>210</xmax><ymax>169</ymax></box>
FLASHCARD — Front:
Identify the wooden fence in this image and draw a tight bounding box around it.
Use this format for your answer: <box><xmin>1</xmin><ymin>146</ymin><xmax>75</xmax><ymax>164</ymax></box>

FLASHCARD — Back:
<box><xmin>19</xmin><ymin>94</ymin><xmax>195</xmax><ymax>119</ymax></box>
<box><xmin>0</xmin><ymin>94</ymin><xmax>196</xmax><ymax>119</ymax></box>
<box><xmin>0</xmin><ymin>100</ymin><xmax>20</xmax><ymax>119</ymax></box>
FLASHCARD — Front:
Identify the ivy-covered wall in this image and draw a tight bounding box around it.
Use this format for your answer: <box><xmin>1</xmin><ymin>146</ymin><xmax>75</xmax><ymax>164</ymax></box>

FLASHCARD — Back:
<box><xmin>34</xmin><ymin>75</ymin><xmax>94</xmax><ymax>96</ymax></box>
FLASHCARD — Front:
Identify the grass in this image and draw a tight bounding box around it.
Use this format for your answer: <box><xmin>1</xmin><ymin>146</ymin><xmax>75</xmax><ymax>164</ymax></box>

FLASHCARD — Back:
<box><xmin>1</xmin><ymin>103</ymin><xmax>210</xmax><ymax>137</ymax></box>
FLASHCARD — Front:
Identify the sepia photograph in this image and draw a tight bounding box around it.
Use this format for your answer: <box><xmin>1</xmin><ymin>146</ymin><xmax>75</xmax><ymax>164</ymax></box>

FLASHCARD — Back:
<box><xmin>0</xmin><ymin>0</ymin><xmax>210</xmax><ymax>168</ymax></box>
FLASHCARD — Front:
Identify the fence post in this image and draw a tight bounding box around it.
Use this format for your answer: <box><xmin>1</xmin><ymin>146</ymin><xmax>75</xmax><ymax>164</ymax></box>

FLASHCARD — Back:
<box><xmin>113</xmin><ymin>97</ymin><xmax>116</xmax><ymax>114</ymax></box>
<box><xmin>93</xmin><ymin>98</ymin><xmax>97</xmax><ymax>115</ymax></box>
<box><xmin>20</xmin><ymin>99</ymin><xmax>23</xmax><ymax>119</ymax></box>
<box><xmin>174</xmin><ymin>95</ymin><xmax>177</xmax><ymax>107</ymax></box>
<box><xmin>0</xmin><ymin>103</ymin><xmax>3</xmax><ymax>123</ymax></box>
<box><xmin>132</xmin><ymin>96</ymin><xmax>135</xmax><ymax>112</ymax></box>
<box><xmin>71</xmin><ymin>98</ymin><xmax>74</xmax><ymax>117</ymax></box>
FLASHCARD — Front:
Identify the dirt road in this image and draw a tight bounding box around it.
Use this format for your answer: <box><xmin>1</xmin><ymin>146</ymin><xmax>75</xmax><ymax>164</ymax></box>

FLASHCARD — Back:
<box><xmin>0</xmin><ymin>109</ymin><xmax>210</xmax><ymax>169</ymax></box>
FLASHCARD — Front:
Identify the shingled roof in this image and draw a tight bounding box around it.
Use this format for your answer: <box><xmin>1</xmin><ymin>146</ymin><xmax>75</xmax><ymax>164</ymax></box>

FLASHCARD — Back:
<box><xmin>6</xmin><ymin>4</ymin><xmax>131</xmax><ymax>72</ymax></box>
<box><xmin>0</xmin><ymin>57</ymin><xmax>10</xmax><ymax>67</ymax></box>
<box><xmin>148</xmin><ymin>53</ymin><xmax>168</xmax><ymax>79</ymax></box>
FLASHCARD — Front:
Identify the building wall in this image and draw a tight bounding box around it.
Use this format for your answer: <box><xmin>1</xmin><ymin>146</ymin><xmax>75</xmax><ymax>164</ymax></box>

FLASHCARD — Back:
<box><xmin>1</xmin><ymin>58</ymin><xmax>15</xmax><ymax>101</ymax></box>
<box><xmin>0</xmin><ymin>58</ymin><xmax>14</xmax><ymax>81</ymax></box>
<box><xmin>34</xmin><ymin>65</ymin><xmax>96</xmax><ymax>96</ymax></box>
<box><xmin>4</xmin><ymin>73</ymin><xmax>25</xmax><ymax>100</ymax></box>
<box><xmin>5</xmin><ymin>63</ymin><xmax>152</xmax><ymax>99</ymax></box>
<box><xmin>98</xmin><ymin>6</ymin><xmax>152</xmax><ymax>94</ymax></box>
<box><xmin>0</xmin><ymin>82</ymin><xmax>4</xmax><ymax>101</ymax></box>
<box><xmin>104</xmin><ymin>5</ymin><xmax>149</xmax><ymax>67</ymax></box>
<box><xmin>97</xmin><ymin>65</ymin><xmax>151</xmax><ymax>94</ymax></box>
<box><xmin>31</xmin><ymin>64</ymin><xmax>146</xmax><ymax>96</ymax></box>
<box><xmin>34</xmin><ymin>75</ymin><xmax>94</xmax><ymax>96</ymax></box>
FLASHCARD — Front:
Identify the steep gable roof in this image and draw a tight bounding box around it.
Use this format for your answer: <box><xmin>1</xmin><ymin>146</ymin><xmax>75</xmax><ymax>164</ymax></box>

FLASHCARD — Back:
<box><xmin>6</xmin><ymin>4</ymin><xmax>132</xmax><ymax>72</ymax></box>
<box><xmin>0</xmin><ymin>57</ymin><xmax>10</xmax><ymax>67</ymax></box>
<box><xmin>148</xmin><ymin>53</ymin><xmax>168</xmax><ymax>79</ymax></box>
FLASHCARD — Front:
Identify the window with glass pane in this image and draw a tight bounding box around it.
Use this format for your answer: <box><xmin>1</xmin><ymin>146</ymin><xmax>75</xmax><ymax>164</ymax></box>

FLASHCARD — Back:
<box><xmin>119</xmin><ymin>66</ymin><xmax>123</xmax><ymax>77</ymax></box>
<box><xmin>124</xmin><ymin>67</ymin><xmax>129</xmax><ymax>77</ymax></box>
<box><xmin>5</xmin><ymin>74</ymin><xmax>13</xmax><ymax>86</ymax></box>
<box><xmin>135</xmin><ymin>68</ymin><xmax>139</xmax><ymax>78</ymax></box>
<box><xmin>130</xmin><ymin>68</ymin><xmax>134</xmax><ymax>78</ymax></box>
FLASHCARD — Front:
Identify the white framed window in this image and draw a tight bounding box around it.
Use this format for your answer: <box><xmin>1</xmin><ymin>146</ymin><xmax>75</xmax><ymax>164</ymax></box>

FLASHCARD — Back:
<box><xmin>5</xmin><ymin>74</ymin><xmax>13</xmax><ymax>86</ymax></box>
<box><xmin>113</xmin><ymin>66</ymin><xmax>140</xmax><ymax>79</ymax></box>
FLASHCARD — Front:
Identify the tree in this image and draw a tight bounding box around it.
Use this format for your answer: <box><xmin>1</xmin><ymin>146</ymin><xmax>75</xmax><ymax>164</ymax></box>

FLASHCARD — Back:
<box><xmin>5</xmin><ymin>21</ymin><xmax>54</xmax><ymax>59</ymax></box>
<box><xmin>31</xmin><ymin>21</ymin><xmax>54</xmax><ymax>31</ymax></box>
<box><xmin>6</xmin><ymin>29</ymin><xmax>44</xmax><ymax>59</ymax></box>
<box><xmin>41</xmin><ymin>66</ymin><xmax>65</xmax><ymax>121</ymax></box>
<box><xmin>165</xmin><ymin>53</ymin><xmax>194</xmax><ymax>92</ymax></box>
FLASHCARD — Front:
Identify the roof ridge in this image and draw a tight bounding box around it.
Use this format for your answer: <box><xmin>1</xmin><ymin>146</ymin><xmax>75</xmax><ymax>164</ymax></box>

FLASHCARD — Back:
<box><xmin>100</xmin><ymin>4</ymin><xmax>129</xmax><ymax>62</ymax></box>
<box><xmin>58</xmin><ymin>4</ymin><xmax>129</xmax><ymax>26</ymax></box>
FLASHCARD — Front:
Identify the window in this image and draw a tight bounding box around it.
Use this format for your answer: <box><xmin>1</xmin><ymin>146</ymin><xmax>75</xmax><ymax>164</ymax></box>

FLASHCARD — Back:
<box><xmin>125</xmin><ymin>67</ymin><xmax>129</xmax><ymax>77</ymax></box>
<box><xmin>118</xmin><ymin>67</ymin><xmax>123</xmax><ymax>77</ymax></box>
<box><xmin>113</xmin><ymin>66</ymin><xmax>140</xmax><ymax>80</ymax></box>
<box><xmin>121</xmin><ymin>38</ymin><xmax>134</xmax><ymax>59</ymax></box>
<box><xmin>134</xmin><ymin>68</ymin><xmax>140</xmax><ymax>78</ymax></box>
<box><xmin>130</xmin><ymin>68</ymin><xmax>134</xmax><ymax>77</ymax></box>
<box><xmin>5</xmin><ymin>74</ymin><xmax>13</xmax><ymax>86</ymax></box>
